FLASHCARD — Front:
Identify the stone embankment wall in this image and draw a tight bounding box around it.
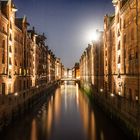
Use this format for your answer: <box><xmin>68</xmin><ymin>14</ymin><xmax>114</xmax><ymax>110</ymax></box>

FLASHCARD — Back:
<box><xmin>80</xmin><ymin>83</ymin><xmax>140</xmax><ymax>140</ymax></box>
<box><xmin>0</xmin><ymin>81</ymin><xmax>59</xmax><ymax>131</ymax></box>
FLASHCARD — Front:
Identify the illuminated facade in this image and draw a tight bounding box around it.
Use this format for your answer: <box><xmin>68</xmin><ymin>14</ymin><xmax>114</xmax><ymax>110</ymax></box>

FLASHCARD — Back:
<box><xmin>104</xmin><ymin>0</ymin><xmax>140</xmax><ymax>102</ymax></box>
<box><xmin>80</xmin><ymin>30</ymin><xmax>104</xmax><ymax>91</ymax></box>
<box><xmin>79</xmin><ymin>1</ymin><xmax>140</xmax><ymax>136</ymax></box>
<box><xmin>47</xmin><ymin>50</ymin><xmax>56</xmax><ymax>82</ymax></box>
<box><xmin>55</xmin><ymin>58</ymin><xmax>62</xmax><ymax>80</ymax></box>
<box><xmin>0</xmin><ymin>0</ymin><xmax>62</xmax><ymax>95</ymax></box>
<box><xmin>72</xmin><ymin>63</ymin><xmax>80</xmax><ymax>79</ymax></box>
<box><xmin>61</xmin><ymin>65</ymin><xmax>65</xmax><ymax>78</ymax></box>
<box><xmin>35</xmin><ymin>34</ymin><xmax>48</xmax><ymax>85</ymax></box>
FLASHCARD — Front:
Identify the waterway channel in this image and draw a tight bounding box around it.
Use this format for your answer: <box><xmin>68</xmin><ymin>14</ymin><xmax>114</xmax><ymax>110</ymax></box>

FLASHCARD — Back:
<box><xmin>0</xmin><ymin>81</ymin><xmax>130</xmax><ymax>140</ymax></box>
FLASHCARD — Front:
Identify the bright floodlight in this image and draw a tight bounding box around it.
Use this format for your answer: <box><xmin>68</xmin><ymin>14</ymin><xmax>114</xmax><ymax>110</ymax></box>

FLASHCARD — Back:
<box><xmin>87</xmin><ymin>31</ymin><xmax>98</xmax><ymax>42</ymax></box>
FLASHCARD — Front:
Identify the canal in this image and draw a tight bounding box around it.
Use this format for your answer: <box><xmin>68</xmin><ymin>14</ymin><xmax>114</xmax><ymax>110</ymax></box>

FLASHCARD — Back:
<box><xmin>0</xmin><ymin>81</ymin><xmax>130</xmax><ymax>140</ymax></box>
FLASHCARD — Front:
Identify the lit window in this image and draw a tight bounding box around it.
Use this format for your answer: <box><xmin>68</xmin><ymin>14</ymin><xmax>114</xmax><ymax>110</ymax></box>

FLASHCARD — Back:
<box><xmin>19</xmin><ymin>68</ymin><xmax>22</xmax><ymax>75</ymax></box>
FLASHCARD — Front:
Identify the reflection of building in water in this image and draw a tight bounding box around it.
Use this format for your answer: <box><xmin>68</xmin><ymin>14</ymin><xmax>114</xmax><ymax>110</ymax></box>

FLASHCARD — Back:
<box><xmin>76</xmin><ymin>83</ymin><xmax>79</xmax><ymax>106</ymax></box>
<box><xmin>54</xmin><ymin>88</ymin><xmax>61</xmax><ymax>122</ymax></box>
<box><xmin>31</xmin><ymin>119</ymin><xmax>37</xmax><ymax>140</ymax></box>
<box><xmin>78</xmin><ymin>91</ymin><xmax>96</xmax><ymax>140</ymax></box>
<box><xmin>45</xmin><ymin>88</ymin><xmax>61</xmax><ymax>139</ymax></box>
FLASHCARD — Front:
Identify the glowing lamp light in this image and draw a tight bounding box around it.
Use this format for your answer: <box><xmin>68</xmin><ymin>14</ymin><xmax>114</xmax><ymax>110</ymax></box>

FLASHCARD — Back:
<box><xmin>100</xmin><ymin>89</ymin><xmax>103</xmax><ymax>92</ymax></box>
<box><xmin>136</xmin><ymin>96</ymin><xmax>139</xmax><ymax>101</ymax></box>
<box><xmin>117</xmin><ymin>64</ymin><xmax>121</xmax><ymax>69</ymax></box>
<box><xmin>110</xmin><ymin>93</ymin><xmax>114</xmax><ymax>97</ymax></box>
<box><xmin>14</xmin><ymin>92</ymin><xmax>18</xmax><ymax>96</ymax></box>
<box><xmin>118</xmin><ymin>92</ymin><xmax>121</xmax><ymax>95</ymax></box>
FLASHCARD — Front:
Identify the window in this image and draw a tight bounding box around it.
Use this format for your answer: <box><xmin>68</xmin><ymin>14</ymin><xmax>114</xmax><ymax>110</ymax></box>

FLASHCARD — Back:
<box><xmin>120</xmin><ymin>18</ymin><xmax>122</xmax><ymax>29</ymax></box>
<box><xmin>117</xmin><ymin>30</ymin><xmax>120</xmax><ymax>37</ymax></box>
<box><xmin>9</xmin><ymin>46</ymin><xmax>12</xmax><ymax>53</ymax></box>
<box><xmin>105</xmin><ymin>50</ymin><xmax>107</xmax><ymax>56</ymax></box>
<box><xmin>2</xmin><ymin>27</ymin><xmax>5</xmax><ymax>32</ymax></box>
<box><xmin>123</xmin><ymin>34</ymin><xmax>126</xmax><ymax>45</ymax></box>
<box><xmin>124</xmin><ymin>49</ymin><xmax>126</xmax><ymax>58</ymax></box>
<box><xmin>135</xmin><ymin>90</ymin><xmax>139</xmax><ymax>101</ymax></box>
<box><xmin>15</xmin><ymin>70</ymin><xmax>17</xmax><ymax>74</ymax></box>
<box><xmin>9</xmin><ymin>57</ymin><xmax>12</xmax><ymax>65</ymax></box>
<box><xmin>129</xmin><ymin>54</ymin><xmax>132</xmax><ymax>61</ymax></box>
<box><xmin>136</xmin><ymin>52</ymin><xmax>138</xmax><ymax>59</ymax></box>
<box><xmin>2</xmin><ymin>40</ymin><xmax>5</xmax><ymax>64</ymax></box>
<box><xmin>105</xmin><ymin>60</ymin><xmax>107</xmax><ymax>66</ymax></box>
<box><xmin>9</xmin><ymin>34</ymin><xmax>12</xmax><ymax>41</ymax></box>
<box><xmin>15</xmin><ymin>60</ymin><xmax>17</xmax><ymax>66</ymax></box>
<box><xmin>123</xmin><ymin>19</ymin><xmax>126</xmax><ymax>28</ymax></box>
<box><xmin>2</xmin><ymin>67</ymin><xmax>5</xmax><ymax>74</ymax></box>
<box><xmin>128</xmin><ymin>88</ymin><xmax>132</xmax><ymax>101</ymax></box>
<box><xmin>9</xmin><ymin>70</ymin><xmax>12</xmax><ymax>78</ymax></box>
<box><xmin>118</xmin><ymin>56</ymin><xmax>120</xmax><ymax>63</ymax></box>
<box><xmin>118</xmin><ymin>42</ymin><xmax>120</xmax><ymax>50</ymax></box>
<box><xmin>24</xmin><ymin>69</ymin><xmax>26</xmax><ymax>76</ymax></box>
<box><xmin>2</xmin><ymin>83</ymin><xmax>5</xmax><ymax>95</ymax></box>
<box><xmin>24</xmin><ymin>81</ymin><xmax>26</xmax><ymax>89</ymax></box>
<box><xmin>10</xmin><ymin>21</ymin><xmax>12</xmax><ymax>29</ymax></box>
<box><xmin>19</xmin><ymin>68</ymin><xmax>22</xmax><ymax>75</ymax></box>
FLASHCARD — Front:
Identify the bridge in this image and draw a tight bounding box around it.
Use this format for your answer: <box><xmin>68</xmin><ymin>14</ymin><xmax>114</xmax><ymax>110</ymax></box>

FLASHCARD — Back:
<box><xmin>60</xmin><ymin>77</ymin><xmax>79</xmax><ymax>81</ymax></box>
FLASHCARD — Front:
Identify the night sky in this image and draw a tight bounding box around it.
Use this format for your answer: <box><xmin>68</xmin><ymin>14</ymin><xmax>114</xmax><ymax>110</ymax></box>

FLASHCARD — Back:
<box><xmin>14</xmin><ymin>0</ymin><xmax>114</xmax><ymax>68</ymax></box>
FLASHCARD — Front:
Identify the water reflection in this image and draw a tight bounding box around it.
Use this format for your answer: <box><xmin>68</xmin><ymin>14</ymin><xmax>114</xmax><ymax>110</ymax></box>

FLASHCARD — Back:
<box><xmin>0</xmin><ymin>81</ymin><xmax>130</xmax><ymax>140</ymax></box>
<box><xmin>31</xmin><ymin>119</ymin><xmax>37</xmax><ymax>140</ymax></box>
<box><xmin>79</xmin><ymin>90</ymin><xmax>97</xmax><ymax>140</ymax></box>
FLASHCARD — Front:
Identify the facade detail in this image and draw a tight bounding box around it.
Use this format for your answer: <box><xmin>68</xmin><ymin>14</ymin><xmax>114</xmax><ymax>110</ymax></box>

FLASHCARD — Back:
<box><xmin>80</xmin><ymin>30</ymin><xmax>104</xmax><ymax>92</ymax></box>
<box><xmin>80</xmin><ymin>0</ymin><xmax>140</xmax><ymax>103</ymax></box>
<box><xmin>0</xmin><ymin>0</ymin><xmax>63</xmax><ymax>95</ymax></box>
<box><xmin>79</xmin><ymin>1</ymin><xmax>140</xmax><ymax>138</ymax></box>
<box><xmin>104</xmin><ymin>0</ymin><xmax>140</xmax><ymax>102</ymax></box>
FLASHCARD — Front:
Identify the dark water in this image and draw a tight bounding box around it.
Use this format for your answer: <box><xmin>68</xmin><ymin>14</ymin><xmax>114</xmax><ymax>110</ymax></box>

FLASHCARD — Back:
<box><xmin>0</xmin><ymin>82</ymin><xmax>130</xmax><ymax>140</ymax></box>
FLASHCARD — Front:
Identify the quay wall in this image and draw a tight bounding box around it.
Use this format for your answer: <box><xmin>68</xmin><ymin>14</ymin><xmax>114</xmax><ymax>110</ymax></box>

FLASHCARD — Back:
<box><xmin>80</xmin><ymin>83</ymin><xmax>140</xmax><ymax>140</ymax></box>
<box><xmin>0</xmin><ymin>81</ymin><xmax>59</xmax><ymax>131</ymax></box>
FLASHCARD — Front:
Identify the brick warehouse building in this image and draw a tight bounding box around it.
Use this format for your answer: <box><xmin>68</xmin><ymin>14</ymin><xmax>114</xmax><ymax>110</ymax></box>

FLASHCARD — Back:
<box><xmin>80</xmin><ymin>30</ymin><xmax>104</xmax><ymax>92</ymax></box>
<box><xmin>79</xmin><ymin>0</ymin><xmax>140</xmax><ymax>138</ymax></box>
<box><xmin>104</xmin><ymin>0</ymin><xmax>140</xmax><ymax>102</ymax></box>
<box><xmin>0</xmin><ymin>0</ymin><xmax>63</xmax><ymax>95</ymax></box>
<box><xmin>80</xmin><ymin>0</ymin><xmax>140</xmax><ymax>104</ymax></box>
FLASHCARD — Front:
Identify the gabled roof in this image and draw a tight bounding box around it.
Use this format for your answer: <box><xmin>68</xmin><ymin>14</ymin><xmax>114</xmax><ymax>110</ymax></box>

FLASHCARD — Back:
<box><xmin>1</xmin><ymin>1</ymin><xmax>8</xmax><ymax>17</ymax></box>
<box><xmin>1</xmin><ymin>0</ymin><xmax>17</xmax><ymax>17</ymax></box>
